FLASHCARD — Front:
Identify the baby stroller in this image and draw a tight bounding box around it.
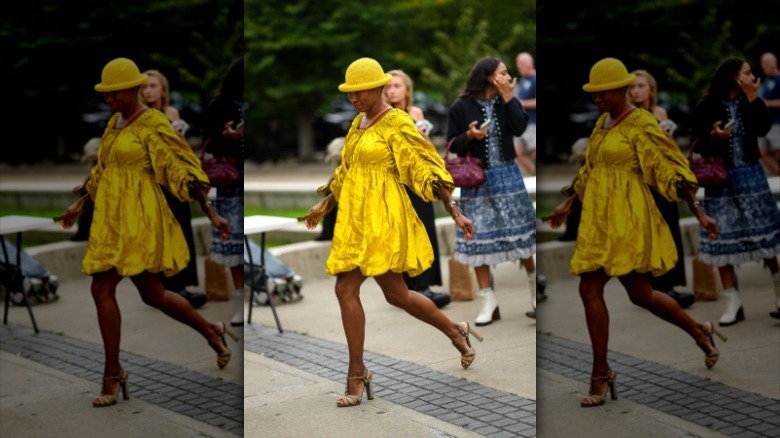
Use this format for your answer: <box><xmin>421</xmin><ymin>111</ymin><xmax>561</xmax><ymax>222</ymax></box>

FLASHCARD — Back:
<box><xmin>0</xmin><ymin>239</ymin><xmax>59</xmax><ymax>307</ymax></box>
<box><xmin>243</xmin><ymin>237</ymin><xmax>303</xmax><ymax>307</ymax></box>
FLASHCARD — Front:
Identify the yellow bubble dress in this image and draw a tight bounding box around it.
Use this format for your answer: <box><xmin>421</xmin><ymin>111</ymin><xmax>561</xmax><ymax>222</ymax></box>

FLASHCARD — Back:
<box><xmin>326</xmin><ymin>109</ymin><xmax>454</xmax><ymax>277</ymax></box>
<box><xmin>570</xmin><ymin>109</ymin><xmax>697</xmax><ymax>277</ymax></box>
<box><xmin>82</xmin><ymin>109</ymin><xmax>210</xmax><ymax>277</ymax></box>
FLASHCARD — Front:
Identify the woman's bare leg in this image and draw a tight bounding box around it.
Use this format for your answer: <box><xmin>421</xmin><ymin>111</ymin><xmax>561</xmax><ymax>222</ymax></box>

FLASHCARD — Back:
<box><xmin>130</xmin><ymin>272</ymin><xmax>226</xmax><ymax>355</ymax></box>
<box><xmin>375</xmin><ymin>272</ymin><xmax>468</xmax><ymax>353</ymax></box>
<box><xmin>617</xmin><ymin>271</ymin><xmax>715</xmax><ymax>354</ymax></box>
<box><xmin>91</xmin><ymin>269</ymin><xmax>124</xmax><ymax>389</ymax></box>
<box><xmin>334</xmin><ymin>269</ymin><xmax>368</xmax><ymax>396</ymax></box>
<box><xmin>579</xmin><ymin>268</ymin><xmax>612</xmax><ymax>386</ymax></box>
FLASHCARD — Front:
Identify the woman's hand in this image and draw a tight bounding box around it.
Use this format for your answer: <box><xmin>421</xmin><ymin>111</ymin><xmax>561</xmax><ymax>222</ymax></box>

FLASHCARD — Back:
<box><xmin>737</xmin><ymin>73</ymin><xmax>760</xmax><ymax>101</ymax></box>
<box><xmin>56</xmin><ymin>196</ymin><xmax>88</xmax><ymax>229</ymax></box>
<box><xmin>710</xmin><ymin>120</ymin><xmax>734</xmax><ymax>139</ymax></box>
<box><xmin>455</xmin><ymin>214</ymin><xmax>476</xmax><ymax>240</ymax></box>
<box><xmin>545</xmin><ymin>195</ymin><xmax>578</xmax><ymax>229</ymax></box>
<box><xmin>698</xmin><ymin>213</ymin><xmax>719</xmax><ymax>240</ymax></box>
<box><xmin>222</xmin><ymin>120</ymin><xmax>244</xmax><ymax>140</ymax></box>
<box><xmin>211</xmin><ymin>214</ymin><xmax>232</xmax><ymax>240</ymax></box>
<box><xmin>493</xmin><ymin>74</ymin><xmax>517</xmax><ymax>102</ymax></box>
<box><xmin>300</xmin><ymin>196</ymin><xmax>334</xmax><ymax>230</ymax></box>
<box><xmin>467</xmin><ymin>120</ymin><xmax>489</xmax><ymax>141</ymax></box>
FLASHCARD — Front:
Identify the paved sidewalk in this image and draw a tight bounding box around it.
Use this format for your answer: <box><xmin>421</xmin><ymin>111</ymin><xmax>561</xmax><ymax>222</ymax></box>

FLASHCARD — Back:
<box><xmin>536</xmin><ymin>255</ymin><xmax>780</xmax><ymax>438</ymax></box>
<box><xmin>0</xmin><ymin>257</ymin><xmax>243</xmax><ymax>437</ymax></box>
<box><xmin>244</xmin><ymin>258</ymin><xmax>537</xmax><ymax>438</ymax></box>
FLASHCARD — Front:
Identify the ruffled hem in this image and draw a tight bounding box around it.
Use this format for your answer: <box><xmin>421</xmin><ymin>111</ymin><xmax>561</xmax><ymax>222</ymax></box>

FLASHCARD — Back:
<box><xmin>210</xmin><ymin>252</ymin><xmax>243</xmax><ymax>268</ymax></box>
<box><xmin>698</xmin><ymin>243</ymin><xmax>780</xmax><ymax>267</ymax></box>
<box><xmin>454</xmin><ymin>245</ymin><xmax>535</xmax><ymax>267</ymax></box>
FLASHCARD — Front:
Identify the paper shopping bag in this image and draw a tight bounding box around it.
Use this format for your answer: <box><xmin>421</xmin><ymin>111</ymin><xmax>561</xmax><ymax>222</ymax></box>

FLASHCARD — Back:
<box><xmin>692</xmin><ymin>257</ymin><xmax>719</xmax><ymax>301</ymax></box>
<box><xmin>204</xmin><ymin>258</ymin><xmax>232</xmax><ymax>301</ymax></box>
<box><xmin>449</xmin><ymin>257</ymin><xmax>477</xmax><ymax>301</ymax></box>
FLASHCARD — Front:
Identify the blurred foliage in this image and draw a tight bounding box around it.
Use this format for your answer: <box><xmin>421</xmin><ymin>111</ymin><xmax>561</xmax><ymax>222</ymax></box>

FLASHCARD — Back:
<box><xmin>245</xmin><ymin>0</ymin><xmax>535</xmax><ymax>159</ymax></box>
<box><xmin>2</xmin><ymin>0</ymin><xmax>242</xmax><ymax>164</ymax></box>
<box><xmin>538</xmin><ymin>0</ymin><xmax>780</xmax><ymax>161</ymax></box>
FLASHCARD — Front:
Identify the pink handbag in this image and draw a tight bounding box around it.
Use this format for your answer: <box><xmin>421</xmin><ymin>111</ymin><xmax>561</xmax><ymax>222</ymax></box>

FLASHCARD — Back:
<box><xmin>200</xmin><ymin>139</ymin><xmax>240</xmax><ymax>189</ymax></box>
<box><xmin>444</xmin><ymin>138</ymin><xmax>485</xmax><ymax>188</ymax></box>
<box><xmin>687</xmin><ymin>140</ymin><xmax>728</xmax><ymax>189</ymax></box>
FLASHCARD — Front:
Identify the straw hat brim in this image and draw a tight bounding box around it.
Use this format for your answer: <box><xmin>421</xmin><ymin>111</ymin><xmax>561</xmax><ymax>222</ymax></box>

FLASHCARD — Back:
<box><xmin>338</xmin><ymin>74</ymin><xmax>392</xmax><ymax>92</ymax></box>
<box><xmin>94</xmin><ymin>74</ymin><xmax>149</xmax><ymax>93</ymax></box>
<box><xmin>582</xmin><ymin>74</ymin><xmax>636</xmax><ymax>93</ymax></box>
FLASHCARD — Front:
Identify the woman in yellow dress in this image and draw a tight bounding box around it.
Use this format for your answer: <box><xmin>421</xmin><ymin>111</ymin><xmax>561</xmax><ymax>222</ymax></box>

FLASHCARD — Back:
<box><xmin>547</xmin><ymin>58</ymin><xmax>723</xmax><ymax>407</ymax></box>
<box><xmin>58</xmin><ymin>58</ymin><xmax>238</xmax><ymax>407</ymax></box>
<box><xmin>302</xmin><ymin>57</ymin><xmax>478</xmax><ymax>408</ymax></box>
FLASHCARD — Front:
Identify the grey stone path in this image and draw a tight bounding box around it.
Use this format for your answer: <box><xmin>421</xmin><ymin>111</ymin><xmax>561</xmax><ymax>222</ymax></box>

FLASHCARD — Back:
<box><xmin>0</xmin><ymin>323</ymin><xmax>243</xmax><ymax>436</ymax></box>
<box><xmin>538</xmin><ymin>333</ymin><xmax>780</xmax><ymax>438</ymax></box>
<box><xmin>245</xmin><ymin>323</ymin><xmax>536</xmax><ymax>438</ymax></box>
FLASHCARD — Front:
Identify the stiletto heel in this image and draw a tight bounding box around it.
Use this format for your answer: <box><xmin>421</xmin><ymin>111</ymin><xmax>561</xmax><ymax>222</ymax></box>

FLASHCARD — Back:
<box><xmin>580</xmin><ymin>367</ymin><xmax>617</xmax><ymax>407</ymax></box>
<box><xmin>700</xmin><ymin>322</ymin><xmax>726</xmax><ymax>369</ymax></box>
<box><xmin>455</xmin><ymin>322</ymin><xmax>484</xmax><ymax>369</ymax></box>
<box><xmin>92</xmin><ymin>368</ymin><xmax>130</xmax><ymax>407</ymax></box>
<box><xmin>211</xmin><ymin>322</ymin><xmax>239</xmax><ymax>369</ymax></box>
<box><xmin>336</xmin><ymin>366</ymin><xmax>372</xmax><ymax>407</ymax></box>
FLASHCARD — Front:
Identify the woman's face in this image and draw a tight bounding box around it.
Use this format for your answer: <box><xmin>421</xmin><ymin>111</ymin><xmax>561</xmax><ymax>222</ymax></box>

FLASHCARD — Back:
<box><xmin>103</xmin><ymin>88</ymin><xmax>139</xmax><ymax>113</ymax></box>
<box><xmin>489</xmin><ymin>62</ymin><xmax>511</xmax><ymax>87</ymax></box>
<box><xmin>591</xmin><ymin>87</ymin><xmax>627</xmax><ymax>113</ymax></box>
<box><xmin>140</xmin><ymin>76</ymin><xmax>163</xmax><ymax>105</ymax></box>
<box><xmin>347</xmin><ymin>87</ymin><xmax>381</xmax><ymax>112</ymax></box>
<box><xmin>628</xmin><ymin>76</ymin><xmax>650</xmax><ymax>106</ymax></box>
<box><xmin>384</xmin><ymin>75</ymin><xmax>407</xmax><ymax>107</ymax></box>
<box><xmin>734</xmin><ymin>62</ymin><xmax>755</xmax><ymax>88</ymax></box>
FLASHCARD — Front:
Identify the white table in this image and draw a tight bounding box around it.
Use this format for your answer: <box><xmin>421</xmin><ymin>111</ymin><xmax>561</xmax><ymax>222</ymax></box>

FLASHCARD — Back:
<box><xmin>244</xmin><ymin>215</ymin><xmax>299</xmax><ymax>333</ymax></box>
<box><xmin>0</xmin><ymin>215</ymin><xmax>55</xmax><ymax>333</ymax></box>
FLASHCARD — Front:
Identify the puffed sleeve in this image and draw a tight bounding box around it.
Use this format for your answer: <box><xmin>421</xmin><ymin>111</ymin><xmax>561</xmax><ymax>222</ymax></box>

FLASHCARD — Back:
<box><xmin>143</xmin><ymin>112</ymin><xmax>210</xmax><ymax>201</ymax></box>
<box><xmin>633</xmin><ymin>113</ymin><xmax>697</xmax><ymax>201</ymax></box>
<box><xmin>385</xmin><ymin>111</ymin><xmax>454</xmax><ymax>201</ymax></box>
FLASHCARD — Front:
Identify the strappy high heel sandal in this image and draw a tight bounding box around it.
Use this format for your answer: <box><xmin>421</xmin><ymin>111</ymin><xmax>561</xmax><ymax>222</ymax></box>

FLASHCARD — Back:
<box><xmin>92</xmin><ymin>368</ymin><xmax>129</xmax><ymax>407</ymax></box>
<box><xmin>336</xmin><ymin>366</ymin><xmax>373</xmax><ymax>407</ymax></box>
<box><xmin>211</xmin><ymin>322</ymin><xmax>240</xmax><ymax>369</ymax></box>
<box><xmin>580</xmin><ymin>367</ymin><xmax>617</xmax><ymax>407</ymax></box>
<box><xmin>699</xmin><ymin>321</ymin><xmax>727</xmax><ymax>369</ymax></box>
<box><xmin>455</xmin><ymin>321</ymin><xmax>484</xmax><ymax>370</ymax></box>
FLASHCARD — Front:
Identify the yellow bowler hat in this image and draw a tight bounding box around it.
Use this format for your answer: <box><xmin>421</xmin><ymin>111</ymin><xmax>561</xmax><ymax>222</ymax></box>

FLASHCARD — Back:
<box><xmin>338</xmin><ymin>57</ymin><xmax>393</xmax><ymax>92</ymax></box>
<box><xmin>95</xmin><ymin>58</ymin><xmax>148</xmax><ymax>92</ymax></box>
<box><xmin>582</xmin><ymin>57</ymin><xmax>636</xmax><ymax>92</ymax></box>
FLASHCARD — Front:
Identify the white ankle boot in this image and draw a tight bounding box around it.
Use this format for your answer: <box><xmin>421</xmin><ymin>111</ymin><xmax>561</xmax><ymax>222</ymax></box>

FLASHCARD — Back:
<box><xmin>719</xmin><ymin>287</ymin><xmax>744</xmax><ymax>327</ymax></box>
<box><xmin>528</xmin><ymin>274</ymin><xmax>537</xmax><ymax>310</ymax></box>
<box><xmin>475</xmin><ymin>288</ymin><xmax>500</xmax><ymax>326</ymax></box>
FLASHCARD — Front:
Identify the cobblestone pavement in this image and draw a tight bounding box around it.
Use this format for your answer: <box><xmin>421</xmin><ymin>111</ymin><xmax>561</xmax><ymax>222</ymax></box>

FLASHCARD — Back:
<box><xmin>245</xmin><ymin>324</ymin><xmax>536</xmax><ymax>438</ymax></box>
<box><xmin>538</xmin><ymin>334</ymin><xmax>780</xmax><ymax>437</ymax></box>
<box><xmin>0</xmin><ymin>323</ymin><xmax>243</xmax><ymax>436</ymax></box>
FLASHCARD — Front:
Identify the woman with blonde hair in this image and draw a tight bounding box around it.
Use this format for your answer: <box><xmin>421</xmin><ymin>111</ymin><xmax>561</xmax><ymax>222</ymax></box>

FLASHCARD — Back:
<box><xmin>140</xmin><ymin>69</ymin><xmax>190</xmax><ymax>139</ymax></box>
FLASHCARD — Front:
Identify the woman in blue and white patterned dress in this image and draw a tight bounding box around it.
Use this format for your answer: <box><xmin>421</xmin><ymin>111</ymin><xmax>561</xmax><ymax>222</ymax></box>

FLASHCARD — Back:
<box><xmin>447</xmin><ymin>57</ymin><xmax>537</xmax><ymax>325</ymax></box>
<box><xmin>692</xmin><ymin>56</ymin><xmax>780</xmax><ymax>325</ymax></box>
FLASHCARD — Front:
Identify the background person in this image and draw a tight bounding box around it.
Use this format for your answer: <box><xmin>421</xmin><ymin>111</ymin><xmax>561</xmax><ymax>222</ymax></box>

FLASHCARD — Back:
<box><xmin>758</xmin><ymin>52</ymin><xmax>780</xmax><ymax>175</ymax></box>
<box><xmin>447</xmin><ymin>56</ymin><xmax>537</xmax><ymax>324</ymax></box>
<box><xmin>203</xmin><ymin>58</ymin><xmax>245</xmax><ymax>327</ymax></box>
<box><xmin>691</xmin><ymin>56</ymin><xmax>780</xmax><ymax>323</ymax></box>
<box><xmin>141</xmin><ymin>69</ymin><xmax>205</xmax><ymax>309</ymax></box>
<box><xmin>628</xmin><ymin>69</ymin><xmax>695</xmax><ymax>309</ymax></box>
<box><xmin>513</xmin><ymin>52</ymin><xmax>537</xmax><ymax>176</ymax></box>
<box><xmin>383</xmin><ymin>69</ymin><xmax>450</xmax><ymax>308</ymax></box>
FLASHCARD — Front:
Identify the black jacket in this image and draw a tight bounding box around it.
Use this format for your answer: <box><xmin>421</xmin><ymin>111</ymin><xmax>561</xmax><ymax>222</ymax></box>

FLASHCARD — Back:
<box><xmin>691</xmin><ymin>94</ymin><xmax>770</xmax><ymax>166</ymax></box>
<box><xmin>446</xmin><ymin>95</ymin><xmax>527</xmax><ymax>167</ymax></box>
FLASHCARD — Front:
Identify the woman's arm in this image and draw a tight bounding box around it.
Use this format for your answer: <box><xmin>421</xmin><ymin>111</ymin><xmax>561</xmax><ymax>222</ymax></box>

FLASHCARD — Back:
<box><xmin>432</xmin><ymin>180</ymin><xmax>475</xmax><ymax>240</ymax></box>
<box><xmin>190</xmin><ymin>184</ymin><xmax>231</xmax><ymax>240</ymax></box>
<box><xmin>676</xmin><ymin>182</ymin><xmax>719</xmax><ymax>240</ymax></box>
